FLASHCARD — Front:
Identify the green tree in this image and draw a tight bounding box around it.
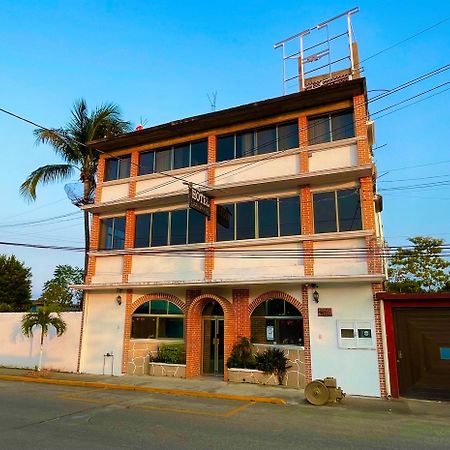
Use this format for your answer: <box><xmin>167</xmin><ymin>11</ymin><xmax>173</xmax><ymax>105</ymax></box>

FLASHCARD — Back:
<box><xmin>0</xmin><ymin>254</ymin><xmax>32</xmax><ymax>312</ymax></box>
<box><xmin>20</xmin><ymin>99</ymin><xmax>131</xmax><ymax>272</ymax></box>
<box><xmin>40</xmin><ymin>265</ymin><xmax>84</xmax><ymax>309</ymax></box>
<box><xmin>387</xmin><ymin>236</ymin><xmax>450</xmax><ymax>293</ymax></box>
<box><xmin>21</xmin><ymin>305</ymin><xmax>67</xmax><ymax>371</ymax></box>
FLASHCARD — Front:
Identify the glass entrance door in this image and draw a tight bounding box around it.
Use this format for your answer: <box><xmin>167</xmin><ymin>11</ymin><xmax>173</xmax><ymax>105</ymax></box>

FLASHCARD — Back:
<box><xmin>203</xmin><ymin>318</ymin><xmax>224</xmax><ymax>375</ymax></box>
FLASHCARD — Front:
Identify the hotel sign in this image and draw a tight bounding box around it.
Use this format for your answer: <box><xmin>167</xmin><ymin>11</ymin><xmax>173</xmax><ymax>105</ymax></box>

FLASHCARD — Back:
<box><xmin>188</xmin><ymin>185</ymin><xmax>211</xmax><ymax>218</ymax></box>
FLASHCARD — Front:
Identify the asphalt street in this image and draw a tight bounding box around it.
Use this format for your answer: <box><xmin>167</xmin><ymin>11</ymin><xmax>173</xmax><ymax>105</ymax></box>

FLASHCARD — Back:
<box><xmin>0</xmin><ymin>380</ymin><xmax>449</xmax><ymax>450</ymax></box>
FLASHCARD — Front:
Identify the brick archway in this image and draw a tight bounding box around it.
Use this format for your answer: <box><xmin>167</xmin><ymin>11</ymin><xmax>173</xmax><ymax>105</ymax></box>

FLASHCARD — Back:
<box><xmin>249</xmin><ymin>290</ymin><xmax>304</xmax><ymax>316</ymax></box>
<box><xmin>122</xmin><ymin>292</ymin><xmax>185</xmax><ymax>373</ymax></box>
<box><xmin>185</xmin><ymin>294</ymin><xmax>236</xmax><ymax>379</ymax></box>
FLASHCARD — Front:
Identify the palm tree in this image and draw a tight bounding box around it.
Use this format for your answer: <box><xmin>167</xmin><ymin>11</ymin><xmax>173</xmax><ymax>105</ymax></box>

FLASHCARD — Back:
<box><xmin>21</xmin><ymin>305</ymin><xmax>67</xmax><ymax>372</ymax></box>
<box><xmin>20</xmin><ymin>99</ymin><xmax>132</xmax><ymax>272</ymax></box>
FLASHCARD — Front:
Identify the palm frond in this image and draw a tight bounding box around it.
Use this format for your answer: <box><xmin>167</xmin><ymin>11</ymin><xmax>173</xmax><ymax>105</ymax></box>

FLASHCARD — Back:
<box><xmin>20</xmin><ymin>164</ymin><xmax>76</xmax><ymax>201</ymax></box>
<box><xmin>34</xmin><ymin>128</ymin><xmax>83</xmax><ymax>164</ymax></box>
<box><xmin>21</xmin><ymin>306</ymin><xmax>67</xmax><ymax>339</ymax></box>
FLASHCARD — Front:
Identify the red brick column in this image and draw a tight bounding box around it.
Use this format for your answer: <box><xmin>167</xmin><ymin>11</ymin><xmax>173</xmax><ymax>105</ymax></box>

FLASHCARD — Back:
<box><xmin>372</xmin><ymin>283</ymin><xmax>387</xmax><ymax>397</ymax></box>
<box><xmin>121</xmin><ymin>290</ymin><xmax>133</xmax><ymax>374</ymax></box>
<box><xmin>95</xmin><ymin>156</ymin><xmax>106</xmax><ymax>203</ymax></box>
<box><xmin>233</xmin><ymin>289</ymin><xmax>250</xmax><ymax>338</ymax></box>
<box><xmin>205</xmin><ymin>198</ymin><xmax>216</xmax><ymax>281</ymax></box>
<box><xmin>207</xmin><ymin>135</ymin><xmax>216</xmax><ymax>186</ymax></box>
<box><xmin>353</xmin><ymin>94</ymin><xmax>371</xmax><ymax>165</ymax></box>
<box><xmin>86</xmin><ymin>214</ymin><xmax>100</xmax><ymax>283</ymax></box>
<box><xmin>123</xmin><ymin>209</ymin><xmax>135</xmax><ymax>283</ymax></box>
<box><xmin>302</xmin><ymin>285</ymin><xmax>312</xmax><ymax>383</ymax></box>
<box><xmin>300</xmin><ymin>186</ymin><xmax>314</xmax><ymax>276</ymax></box>
<box><xmin>129</xmin><ymin>151</ymin><xmax>139</xmax><ymax>198</ymax></box>
<box><xmin>298</xmin><ymin>115</ymin><xmax>309</xmax><ymax>172</ymax></box>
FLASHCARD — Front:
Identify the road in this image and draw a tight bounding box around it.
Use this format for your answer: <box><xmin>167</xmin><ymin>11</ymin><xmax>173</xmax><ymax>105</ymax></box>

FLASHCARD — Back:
<box><xmin>1</xmin><ymin>380</ymin><xmax>449</xmax><ymax>449</ymax></box>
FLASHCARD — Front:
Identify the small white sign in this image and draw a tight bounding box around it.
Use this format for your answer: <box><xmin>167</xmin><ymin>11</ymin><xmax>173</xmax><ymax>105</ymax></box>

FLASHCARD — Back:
<box><xmin>266</xmin><ymin>325</ymin><xmax>274</xmax><ymax>341</ymax></box>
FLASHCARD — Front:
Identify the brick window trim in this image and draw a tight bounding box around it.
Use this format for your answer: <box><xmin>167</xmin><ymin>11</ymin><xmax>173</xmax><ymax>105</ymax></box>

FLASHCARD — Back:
<box><xmin>249</xmin><ymin>290</ymin><xmax>305</xmax><ymax>316</ymax></box>
<box><xmin>131</xmin><ymin>293</ymin><xmax>186</xmax><ymax>314</ymax></box>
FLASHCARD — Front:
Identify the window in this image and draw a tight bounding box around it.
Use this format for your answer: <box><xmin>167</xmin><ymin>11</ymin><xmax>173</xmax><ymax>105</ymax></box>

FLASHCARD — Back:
<box><xmin>251</xmin><ymin>299</ymin><xmax>303</xmax><ymax>346</ymax></box>
<box><xmin>337</xmin><ymin>320</ymin><xmax>374</xmax><ymax>349</ymax></box>
<box><xmin>216</xmin><ymin>196</ymin><xmax>301</xmax><ymax>241</ymax></box>
<box><xmin>138</xmin><ymin>139</ymin><xmax>207</xmax><ymax>175</ymax></box>
<box><xmin>135</xmin><ymin>208</ymin><xmax>205</xmax><ymax>248</ymax></box>
<box><xmin>104</xmin><ymin>155</ymin><xmax>131</xmax><ymax>181</ymax></box>
<box><xmin>313</xmin><ymin>188</ymin><xmax>361</xmax><ymax>233</ymax></box>
<box><xmin>99</xmin><ymin>217</ymin><xmax>126</xmax><ymax>249</ymax></box>
<box><xmin>216</xmin><ymin>121</ymin><xmax>299</xmax><ymax>162</ymax></box>
<box><xmin>131</xmin><ymin>300</ymin><xmax>184</xmax><ymax>339</ymax></box>
<box><xmin>308</xmin><ymin>110</ymin><xmax>354</xmax><ymax>145</ymax></box>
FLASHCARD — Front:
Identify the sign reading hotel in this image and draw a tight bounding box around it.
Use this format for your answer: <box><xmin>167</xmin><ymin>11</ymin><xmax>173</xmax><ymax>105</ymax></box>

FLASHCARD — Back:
<box><xmin>188</xmin><ymin>185</ymin><xmax>211</xmax><ymax>218</ymax></box>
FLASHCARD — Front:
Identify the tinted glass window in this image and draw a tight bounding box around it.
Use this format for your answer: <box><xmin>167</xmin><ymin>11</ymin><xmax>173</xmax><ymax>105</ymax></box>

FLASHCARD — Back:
<box><xmin>217</xmin><ymin>135</ymin><xmax>234</xmax><ymax>162</ymax></box>
<box><xmin>236</xmin><ymin>201</ymin><xmax>255</xmax><ymax>240</ymax></box>
<box><xmin>216</xmin><ymin>204</ymin><xmax>234</xmax><ymax>241</ymax></box>
<box><xmin>131</xmin><ymin>317</ymin><xmax>156</xmax><ymax>339</ymax></box>
<box><xmin>170</xmin><ymin>209</ymin><xmax>187</xmax><ymax>245</ymax></box>
<box><xmin>257</xmin><ymin>127</ymin><xmax>277</xmax><ymax>154</ymax></box>
<box><xmin>173</xmin><ymin>144</ymin><xmax>190</xmax><ymax>169</ymax></box>
<box><xmin>104</xmin><ymin>159</ymin><xmax>118</xmax><ymax>181</ymax></box>
<box><xmin>134</xmin><ymin>302</ymin><xmax>149</xmax><ymax>314</ymax></box>
<box><xmin>139</xmin><ymin>151</ymin><xmax>154</xmax><ymax>175</ymax></box>
<box><xmin>168</xmin><ymin>302</ymin><xmax>183</xmax><ymax>314</ymax></box>
<box><xmin>338</xmin><ymin>189</ymin><xmax>362</xmax><ymax>231</ymax></box>
<box><xmin>279</xmin><ymin>196</ymin><xmax>301</xmax><ymax>236</ymax></box>
<box><xmin>278</xmin><ymin>122</ymin><xmax>299</xmax><ymax>150</ymax></box>
<box><xmin>190</xmin><ymin>140</ymin><xmax>208</xmax><ymax>166</ymax></box>
<box><xmin>308</xmin><ymin>115</ymin><xmax>330</xmax><ymax>145</ymax></box>
<box><xmin>113</xmin><ymin>217</ymin><xmax>126</xmax><ymax>249</ymax></box>
<box><xmin>236</xmin><ymin>132</ymin><xmax>254</xmax><ymax>158</ymax></box>
<box><xmin>151</xmin><ymin>211</ymin><xmax>169</xmax><ymax>246</ymax></box>
<box><xmin>118</xmin><ymin>155</ymin><xmax>131</xmax><ymax>179</ymax></box>
<box><xmin>332</xmin><ymin>111</ymin><xmax>355</xmax><ymax>141</ymax></box>
<box><xmin>100</xmin><ymin>218</ymin><xmax>113</xmax><ymax>249</ymax></box>
<box><xmin>150</xmin><ymin>300</ymin><xmax>168</xmax><ymax>314</ymax></box>
<box><xmin>159</xmin><ymin>318</ymin><xmax>184</xmax><ymax>338</ymax></box>
<box><xmin>267</xmin><ymin>299</ymin><xmax>285</xmax><ymax>316</ymax></box>
<box><xmin>285</xmin><ymin>302</ymin><xmax>301</xmax><ymax>316</ymax></box>
<box><xmin>135</xmin><ymin>214</ymin><xmax>151</xmax><ymax>248</ymax></box>
<box><xmin>155</xmin><ymin>148</ymin><xmax>172</xmax><ymax>172</ymax></box>
<box><xmin>188</xmin><ymin>209</ymin><xmax>205</xmax><ymax>244</ymax></box>
<box><xmin>258</xmin><ymin>199</ymin><xmax>278</xmax><ymax>238</ymax></box>
<box><xmin>314</xmin><ymin>192</ymin><xmax>337</xmax><ymax>233</ymax></box>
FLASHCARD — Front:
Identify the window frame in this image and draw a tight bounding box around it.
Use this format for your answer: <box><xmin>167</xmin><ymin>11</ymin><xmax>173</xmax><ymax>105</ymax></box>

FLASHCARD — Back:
<box><xmin>336</xmin><ymin>320</ymin><xmax>374</xmax><ymax>349</ymax></box>
<box><xmin>99</xmin><ymin>216</ymin><xmax>126</xmax><ymax>250</ymax></box>
<box><xmin>216</xmin><ymin>195</ymin><xmax>301</xmax><ymax>242</ymax></box>
<box><xmin>313</xmin><ymin>188</ymin><xmax>362</xmax><ymax>234</ymax></box>
<box><xmin>307</xmin><ymin>109</ymin><xmax>355</xmax><ymax>146</ymax></box>
<box><xmin>131</xmin><ymin>300</ymin><xmax>184</xmax><ymax>340</ymax></box>
<box><xmin>138</xmin><ymin>139</ymin><xmax>208</xmax><ymax>175</ymax></box>
<box><xmin>216</xmin><ymin>121</ymin><xmax>299</xmax><ymax>162</ymax></box>
<box><xmin>104</xmin><ymin>154</ymin><xmax>131</xmax><ymax>181</ymax></box>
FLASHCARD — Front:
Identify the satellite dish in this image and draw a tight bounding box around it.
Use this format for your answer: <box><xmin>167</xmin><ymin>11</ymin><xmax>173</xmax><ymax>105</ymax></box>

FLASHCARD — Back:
<box><xmin>64</xmin><ymin>182</ymin><xmax>94</xmax><ymax>207</ymax></box>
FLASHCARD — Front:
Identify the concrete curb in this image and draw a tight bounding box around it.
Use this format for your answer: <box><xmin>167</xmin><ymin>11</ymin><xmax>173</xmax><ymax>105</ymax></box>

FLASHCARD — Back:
<box><xmin>0</xmin><ymin>375</ymin><xmax>286</xmax><ymax>405</ymax></box>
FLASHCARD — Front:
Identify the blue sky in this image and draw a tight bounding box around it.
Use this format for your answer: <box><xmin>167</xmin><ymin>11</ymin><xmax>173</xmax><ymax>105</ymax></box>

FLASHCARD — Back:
<box><xmin>1</xmin><ymin>0</ymin><xmax>449</xmax><ymax>297</ymax></box>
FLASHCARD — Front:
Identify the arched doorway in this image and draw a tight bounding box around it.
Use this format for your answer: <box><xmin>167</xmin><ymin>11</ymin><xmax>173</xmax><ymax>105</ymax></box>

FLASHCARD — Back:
<box><xmin>202</xmin><ymin>301</ymin><xmax>224</xmax><ymax>376</ymax></box>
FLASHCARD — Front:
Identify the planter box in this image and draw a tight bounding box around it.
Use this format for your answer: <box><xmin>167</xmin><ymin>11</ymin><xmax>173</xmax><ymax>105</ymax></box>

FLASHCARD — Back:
<box><xmin>149</xmin><ymin>362</ymin><xmax>186</xmax><ymax>378</ymax></box>
<box><xmin>228</xmin><ymin>368</ymin><xmax>279</xmax><ymax>386</ymax></box>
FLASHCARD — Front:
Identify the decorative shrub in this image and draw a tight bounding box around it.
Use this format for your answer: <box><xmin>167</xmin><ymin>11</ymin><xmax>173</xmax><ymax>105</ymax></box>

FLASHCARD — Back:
<box><xmin>150</xmin><ymin>343</ymin><xmax>185</xmax><ymax>364</ymax></box>
<box><xmin>226</xmin><ymin>337</ymin><xmax>256</xmax><ymax>369</ymax></box>
<box><xmin>255</xmin><ymin>347</ymin><xmax>291</xmax><ymax>385</ymax></box>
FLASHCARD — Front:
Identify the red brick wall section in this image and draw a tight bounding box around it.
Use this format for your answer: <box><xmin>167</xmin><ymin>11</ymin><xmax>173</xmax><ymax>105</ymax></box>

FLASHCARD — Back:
<box><xmin>204</xmin><ymin>198</ymin><xmax>216</xmax><ymax>281</ymax></box>
<box><xmin>95</xmin><ymin>156</ymin><xmax>105</xmax><ymax>203</ymax></box>
<box><xmin>249</xmin><ymin>290</ymin><xmax>305</xmax><ymax>316</ymax></box>
<box><xmin>121</xmin><ymin>290</ymin><xmax>134</xmax><ymax>373</ymax></box>
<box><xmin>372</xmin><ymin>282</ymin><xmax>387</xmax><ymax>397</ymax></box>
<box><xmin>76</xmin><ymin>292</ymin><xmax>88</xmax><ymax>373</ymax></box>
<box><xmin>301</xmin><ymin>285</ymin><xmax>312</xmax><ymax>384</ymax></box>
<box><xmin>185</xmin><ymin>294</ymin><xmax>236</xmax><ymax>380</ymax></box>
<box><xmin>300</xmin><ymin>186</ymin><xmax>314</xmax><ymax>276</ymax></box>
<box><xmin>207</xmin><ymin>135</ymin><xmax>216</xmax><ymax>186</ymax></box>
<box><xmin>86</xmin><ymin>214</ymin><xmax>100</xmax><ymax>283</ymax></box>
<box><xmin>298</xmin><ymin>115</ymin><xmax>309</xmax><ymax>172</ymax></box>
<box><xmin>123</xmin><ymin>209</ymin><xmax>136</xmax><ymax>283</ymax></box>
<box><xmin>129</xmin><ymin>151</ymin><xmax>139</xmax><ymax>198</ymax></box>
<box><xmin>233</xmin><ymin>289</ymin><xmax>250</xmax><ymax>338</ymax></box>
<box><xmin>353</xmin><ymin>94</ymin><xmax>371</xmax><ymax>165</ymax></box>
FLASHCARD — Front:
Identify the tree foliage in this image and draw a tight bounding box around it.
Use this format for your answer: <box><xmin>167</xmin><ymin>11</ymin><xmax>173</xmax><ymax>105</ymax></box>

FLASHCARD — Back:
<box><xmin>0</xmin><ymin>254</ymin><xmax>32</xmax><ymax>312</ymax></box>
<box><xmin>387</xmin><ymin>236</ymin><xmax>450</xmax><ymax>293</ymax></box>
<box><xmin>40</xmin><ymin>265</ymin><xmax>84</xmax><ymax>308</ymax></box>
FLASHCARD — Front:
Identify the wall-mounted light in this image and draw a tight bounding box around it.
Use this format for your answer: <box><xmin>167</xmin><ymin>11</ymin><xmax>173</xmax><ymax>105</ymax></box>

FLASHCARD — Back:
<box><xmin>115</xmin><ymin>295</ymin><xmax>122</xmax><ymax>306</ymax></box>
<box><xmin>312</xmin><ymin>290</ymin><xmax>320</xmax><ymax>303</ymax></box>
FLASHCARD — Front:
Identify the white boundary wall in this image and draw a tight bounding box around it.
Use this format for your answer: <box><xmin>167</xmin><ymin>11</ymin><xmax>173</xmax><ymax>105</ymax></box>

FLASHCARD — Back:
<box><xmin>0</xmin><ymin>312</ymin><xmax>82</xmax><ymax>372</ymax></box>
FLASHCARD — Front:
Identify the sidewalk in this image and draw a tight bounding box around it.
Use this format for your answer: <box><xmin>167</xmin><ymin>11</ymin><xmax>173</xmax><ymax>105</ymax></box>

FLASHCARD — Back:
<box><xmin>1</xmin><ymin>366</ymin><xmax>449</xmax><ymax>418</ymax></box>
